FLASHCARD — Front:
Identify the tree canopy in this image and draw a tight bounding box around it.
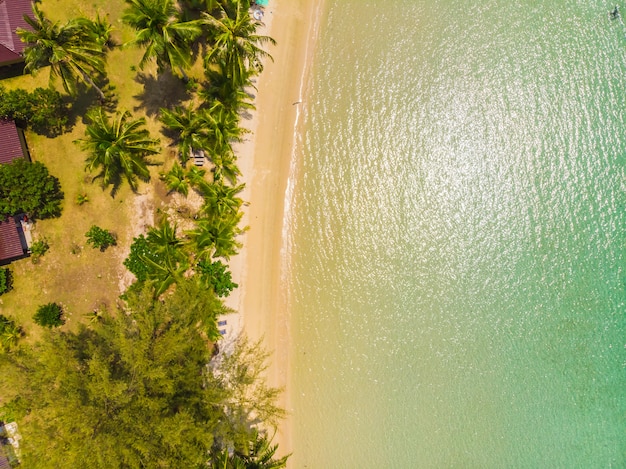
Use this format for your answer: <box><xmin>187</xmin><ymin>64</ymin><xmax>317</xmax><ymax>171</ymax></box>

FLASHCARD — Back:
<box><xmin>1</xmin><ymin>280</ymin><xmax>285</xmax><ymax>467</ymax></box>
<box><xmin>76</xmin><ymin>107</ymin><xmax>160</xmax><ymax>192</ymax></box>
<box><xmin>0</xmin><ymin>158</ymin><xmax>64</xmax><ymax>219</ymax></box>
<box><xmin>17</xmin><ymin>4</ymin><xmax>108</xmax><ymax>99</ymax></box>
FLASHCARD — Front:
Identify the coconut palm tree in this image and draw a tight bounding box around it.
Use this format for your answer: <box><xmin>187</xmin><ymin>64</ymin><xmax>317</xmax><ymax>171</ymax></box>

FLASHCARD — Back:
<box><xmin>160</xmin><ymin>105</ymin><xmax>209</xmax><ymax>162</ymax></box>
<box><xmin>202</xmin><ymin>0</ymin><xmax>275</xmax><ymax>86</ymax></box>
<box><xmin>17</xmin><ymin>4</ymin><xmax>108</xmax><ymax>99</ymax></box>
<box><xmin>210</xmin><ymin>431</ymin><xmax>289</xmax><ymax>469</ymax></box>
<box><xmin>200</xmin><ymin>59</ymin><xmax>255</xmax><ymax>112</ymax></box>
<box><xmin>199</xmin><ymin>181</ymin><xmax>244</xmax><ymax>221</ymax></box>
<box><xmin>200</xmin><ymin>103</ymin><xmax>245</xmax><ymax>173</ymax></box>
<box><xmin>187</xmin><ymin>214</ymin><xmax>243</xmax><ymax>260</ymax></box>
<box><xmin>162</xmin><ymin>162</ymin><xmax>189</xmax><ymax>196</ymax></box>
<box><xmin>76</xmin><ymin>108</ymin><xmax>161</xmax><ymax>192</ymax></box>
<box><xmin>122</xmin><ymin>0</ymin><xmax>203</xmax><ymax>77</ymax></box>
<box><xmin>143</xmin><ymin>219</ymin><xmax>189</xmax><ymax>294</ymax></box>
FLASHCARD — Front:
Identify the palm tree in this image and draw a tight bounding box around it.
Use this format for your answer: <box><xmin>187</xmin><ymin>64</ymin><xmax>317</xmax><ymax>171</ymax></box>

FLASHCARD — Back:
<box><xmin>186</xmin><ymin>214</ymin><xmax>243</xmax><ymax>260</ymax></box>
<box><xmin>0</xmin><ymin>319</ymin><xmax>22</xmax><ymax>351</ymax></box>
<box><xmin>122</xmin><ymin>0</ymin><xmax>203</xmax><ymax>77</ymax></box>
<box><xmin>160</xmin><ymin>105</ymin><xmax>208</xmax><ymax>162</ymax></box>
<box><xmin>162</xmin><ymin>162</ymin><xmax>189</xmax><ymax>196</ymax></box>
<box><xmin>199</xmin><ymin>181</ymin><xmax>244</xmax><ymax>221</ymax></box>
<box><xmin>201</xmin><ymin>59</ymin><xmax>255</xmax><ymax>112</ymax></box>
<box><xmin>76</xmin><ymin>108</ymin><xmax>161</xmax><ymax>192</ymax></box>
<box><xmin>210</xmin><ymin>431</ymin><xmax>289</xmax><ymax>469</ymax></box>
<box><xmin>200</xmin><ymin>103</ymin><xmax>245</xmax><ymax>181</ymax></box>
<box><xmin>18</xmin><ymin>5</ymin><xmax>108</xmax><ymax>99</ymax></box>
<box><xmin>143</xmin><ymin>219</ymin><xmax>189</xmax><ymax>294</ymax></box>
<box><xmin>203</xmin><ymin>0</ymin><xmax>275</xmax><ymax>86</ymax></box>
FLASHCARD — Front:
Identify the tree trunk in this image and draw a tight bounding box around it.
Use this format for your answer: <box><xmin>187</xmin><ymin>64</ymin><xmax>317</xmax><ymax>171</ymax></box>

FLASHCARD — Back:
<box><xmin>179</xmin><ymin>66</ymin><xmax>189</xmax><ymax>83</ymax></box>
<box><xmin>81</xmin><ymin>72</ymin><xmax>106</xmax><ymax>102</ymax></box>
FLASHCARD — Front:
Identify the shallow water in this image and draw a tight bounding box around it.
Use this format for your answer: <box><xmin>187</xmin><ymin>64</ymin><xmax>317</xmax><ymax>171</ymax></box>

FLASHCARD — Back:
<box><xmin>286</xmin><ymin>1</ymin><xmax>626</xmax><ymax>467</ymax></box>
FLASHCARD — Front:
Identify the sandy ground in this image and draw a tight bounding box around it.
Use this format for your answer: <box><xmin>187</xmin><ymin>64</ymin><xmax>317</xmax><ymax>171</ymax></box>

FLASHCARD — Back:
<box><xmin>224</xmin><ymin>0</ymin><xmax>326</xmax><ymax>460</ymax></box>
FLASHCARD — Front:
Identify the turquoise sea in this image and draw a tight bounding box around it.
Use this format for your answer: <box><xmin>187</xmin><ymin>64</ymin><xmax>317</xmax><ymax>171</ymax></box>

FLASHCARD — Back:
<box><xmin>285</xmin><ymin>1</ymin><xmax>626</xmax><ymax>468</ymax></box>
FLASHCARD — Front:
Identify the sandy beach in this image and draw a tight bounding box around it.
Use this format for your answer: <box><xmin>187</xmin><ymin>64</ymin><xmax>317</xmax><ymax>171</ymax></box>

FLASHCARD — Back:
<box><xmin>222</xmin><ymin>0</ymin><xmax>325</xmax><ymax>460</ymax></box>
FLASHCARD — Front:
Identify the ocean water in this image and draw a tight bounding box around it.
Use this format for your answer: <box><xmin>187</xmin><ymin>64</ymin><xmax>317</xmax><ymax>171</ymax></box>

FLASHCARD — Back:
<box><xmin>285</xmin><ymin>1</ymin><xmax>626</xmax><ymax>467</ymax></box>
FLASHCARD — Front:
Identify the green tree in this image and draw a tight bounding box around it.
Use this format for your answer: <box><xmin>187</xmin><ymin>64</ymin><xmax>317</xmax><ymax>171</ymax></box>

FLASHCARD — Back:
<box><xmin>0</xmin><ymin>268</ymin><xmax>12</xmax><ymax>296</ymax></box>
<box><xmin>203</xmin><ymin>0</ymin><xmax>275</xmax><ymax>86</ymax></box>
<box><xmin>0</xmin><ymin>315</ymin><xmax>22</xmax><ymax>352</ymax></box>
<box><xmin>122</xmin><ymin>0</ymin><xmax>203</xmax><ymax>77</ymax></box>
<box><xmin>197</xmin><ymin>259</ymin><xmax>238</xmax><ymax>297</ymax></box>
<box><xmin>0</xmin><ymin>158</ymin><xmax>63</xmax><ymax>219</ymax></box>
<box><xmin>211</xmin><ymin>430</ymin><xmax>289</xmax><ymax>469</ymax></box>
<box><xmin>199</xmin><ymin>181</ymin><xmax>244</xmax><ymax>221</ymax></box>
<box><xmin>85</xmin><ymin>225</ymin><xmax>117</xmax><ymax>251</ymax></box>
<box><xmin>76</xmin><ymin>107</ymin><xmax>160</xmax><ymax>192</ymax></box>
<box><xmin>124</xmin><ymin>219</ymin><xmax>189</xmax><ymax>294</ymax></box>
<box><xmin>200</xmin><ymin>59</ymin><xmax>255</xmax><ymax>113</ymax></box>
<box><xmin>17</xmin><ymin>5</ymin><xmax>108</xmax><ymax>99</ymax></box>
<box><xmin>162</xmin><ymin>161</ymin><xmax>189</xmax><ymax>196</ymax></box>
<box><xmin>0</xmin><ymin>86</ymin><xmax>68</xmax><ymax>135</ymax></box>
<box><xmin>187</xmin><ymin>214</ymin><xmax>243</xmax><ymax>260</ymax></box>
<box><xmin>33</xmin><ymin>302</ymin><xmax>64</xmax><ymax>328</ymax></box>
<box><xmin>1</xmin><ymin>282</ymin><xmax>284</xmax><ymax>467</ymax></box>
<box><xmin>160</xmin><ymin>104</ymin><xmax>210</xmax><ymax>162</ymax></box>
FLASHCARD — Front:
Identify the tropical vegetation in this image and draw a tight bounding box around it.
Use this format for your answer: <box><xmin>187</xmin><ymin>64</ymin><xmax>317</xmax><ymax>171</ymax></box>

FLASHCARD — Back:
<box><xmin>17</xmin><ymin>4</ymin><xmax>109</xmax><ymax>100</ymax></box>
<box><xmin>2</xmin><ymin>0</ymin><xmax>286</xmax><ymax>464</ymax></box>
<box><xmin>0</xmin><ymin>282</ymin><xmax>283</xmax><ymax>467</ymax></box>
<box><xmin>0</xmin><ymin>158</ymin><xmax>63</xmax><ymax>219</ymax></box>
<box><xmin>33</xmin><ymin>302</ymin><xmax>64</xmax><ymax>328</ymax></box>
<box><xmin>85</xmin><ymin>225</ymin><xmax>117</xmax><ymax>251</ymax></box>
<box><xmin>0</xmin><ymin>86</ymin><xmax>68</xmax><ymax>135</ymax></box>
<box><xmin>76</xmin><ymin>107</ymin><xmax>160</xmax><ymax>192</ymax></box>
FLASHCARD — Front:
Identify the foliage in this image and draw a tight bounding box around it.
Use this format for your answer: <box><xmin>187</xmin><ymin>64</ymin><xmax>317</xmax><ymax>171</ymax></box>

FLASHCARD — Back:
<box><xmin>197</xmin><ymin>259</ymin><xmax>238</xmax><ymax>297</ymax></box>
<box><xmin>75</xmin><ymin>193</ymin><xmax>89</xmax><ymax>205</ymax></box>
<box><xmin>17</xmin><ymin>5</ymin><xmax>108</xmax><ymax>99</ymax></box>
<box><xmin>0</xmin><ymin>85</ymin><xmax>69</xmax><ymax>135</ymax></box>
<box><xmin>122</xmin><ymin>0</ymin><xmax>203</xmax><ymax>75</ymax></box>
<box><xmin>0</xmin><ymin>281</ymin><xmax>285</xmax><ymax>467</ymax></box>
<box><xmin>210</xmin><ymin>430</ymin><xmax>289</xmax><ymax>469</ymax></box>
<box><xmin>33</xmin><ymin>302</ymin><xmax>64</xmax><ymax>328</ymax></box>
<box><xmin>30</xmin><ymin>239</ymin><xmax>49</xmax><ymax>264</ymax></box>
<box><xmin>162</xmin><ymin>161</ymin><xmax>189</xmax><ymax>196</ymax></box>
<box><xmin>0</xmin><ymin>268</ymin><xmax>12</xmax><ymax>296</ymax></box>
<box><xmin>187</xmin><ymin>213</ymin><xmax>243</xmax><ymax>260</ymax></box>
<box><xmin>85</xmin><ymin>225</ymin><xmax>117</xmax><ymax>251</ymax></box>
<box><xmin>124</xmin><ymin>220</ymin><xmax>189</xmax><ymax>294</ymax></box>
<box><xmin>123</xmin><ymin>234</ymin><xmax>156</xmax><ymax>282</ymax></box>
<box><xmin>0</xmin><ymin>159</ymin><xmax>64</xmax><ymax>219</ymax></box>
<box><xmin>75</xmin><ymin>107</ymin><xmax>160</xmax><ymax>192</ymax></box>
<box><xmin>0</xmin><ymin>314</ymin><xmax>22</xmax><ymax>351</ymax></box>
<box><xmin>203</xmin><ymin>0</ymin><xmax>276</xmax><ymax>87</ymax></box>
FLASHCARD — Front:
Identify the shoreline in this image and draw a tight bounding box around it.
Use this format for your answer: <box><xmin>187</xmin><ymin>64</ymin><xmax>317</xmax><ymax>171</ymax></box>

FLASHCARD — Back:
<box><xmin>225</xmin><ymin>0</ymin><xmax>326</xmax><ymax>460</ymax></box>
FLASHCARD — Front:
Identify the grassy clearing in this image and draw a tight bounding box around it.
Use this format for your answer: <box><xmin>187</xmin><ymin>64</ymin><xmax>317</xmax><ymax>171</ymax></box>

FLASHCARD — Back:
<box><xmin>0</xmin><ymin>0</ymin><xmax>203</xmax><ymax>341</ymax></box>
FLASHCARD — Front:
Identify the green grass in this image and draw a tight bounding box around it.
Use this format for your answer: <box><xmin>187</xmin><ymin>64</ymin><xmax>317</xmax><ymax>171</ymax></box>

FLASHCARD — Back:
<box><xmin>0</xmin><ymin>0</ymin><xmax>201</xmax><ymax>342</ymax></box>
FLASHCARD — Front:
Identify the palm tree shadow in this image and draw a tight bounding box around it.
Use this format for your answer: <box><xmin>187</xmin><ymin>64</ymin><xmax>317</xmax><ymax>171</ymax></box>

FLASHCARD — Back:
<box><xmin>134</xmin><ymin>70</ymin><xmax>191</xmax><ymax>117</ymax></box>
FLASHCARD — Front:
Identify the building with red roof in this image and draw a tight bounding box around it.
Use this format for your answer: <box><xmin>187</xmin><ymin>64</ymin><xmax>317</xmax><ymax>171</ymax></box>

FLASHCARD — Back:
<box><xmin>0</xmin><ymin>120</ymin><xmax>30</xmax><ymax>264</ymax></box>
<box><xmin>0</xmin><ymin>0</ymin><xmax>32</xmax><ymax>67</ymax></box>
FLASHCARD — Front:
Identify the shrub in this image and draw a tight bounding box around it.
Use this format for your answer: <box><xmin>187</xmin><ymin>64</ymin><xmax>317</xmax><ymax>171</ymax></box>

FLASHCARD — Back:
<box><xmin>76</xmin><ymin>193</ymin><xmax>89</xmax><ymax>205</ymax></box>
<box><xmin>124</xmin><ymin>234</ymin><xmax>156</xmax><ymax>282</ymax></box>
<box><xmin>30</xmin><ymin>238</ymin><xmax>49</xmax><ymax>264</ymax></box>
<box><xmin>85</xmin><ymin>225</ymin><xmax>117</xmax><ymax>251</ymax></box>
<box><xmin>0</xmin><ymin>159</ymin><xmax>64</xmax><ymax>219</ymax></box>
<box><xmin>196</xmin><ymin>260</ymin><xmax>238</xmax><ymax>297</ymax></box>
<box><xmin>0</xmin><ymin>314</ymin><xmax>22</xmax><ymax>351</ymax></box>
<box><xmin>0</xmin><ymin>268</ymin><xmax>12</xmax><ymax>295</ymax></box>
<box><xmin>0</xmin><ymin>85</ymin><xmax>68</xmax><ymax>135</ymax></box>
<box><xmin>34</xmin><ymin>303</ymin><xmax>64</xmax><ymax>328</ymax></box>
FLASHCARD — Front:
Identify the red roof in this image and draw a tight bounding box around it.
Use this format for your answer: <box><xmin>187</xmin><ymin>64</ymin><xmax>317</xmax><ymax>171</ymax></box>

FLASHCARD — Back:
<box><xmin>0</xmin><ymin>119</ymin><xmax>25</xmax><ymax>164</ymax></box>
<box><xmin>0</xmin><ymin>0</ymin><xmax>32</xmax><ymax>64</ymax></box>
<box><xmin>0</xmin><ymin>217</ymin><xmax>24</xmax><ymax>262</ymax></box>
